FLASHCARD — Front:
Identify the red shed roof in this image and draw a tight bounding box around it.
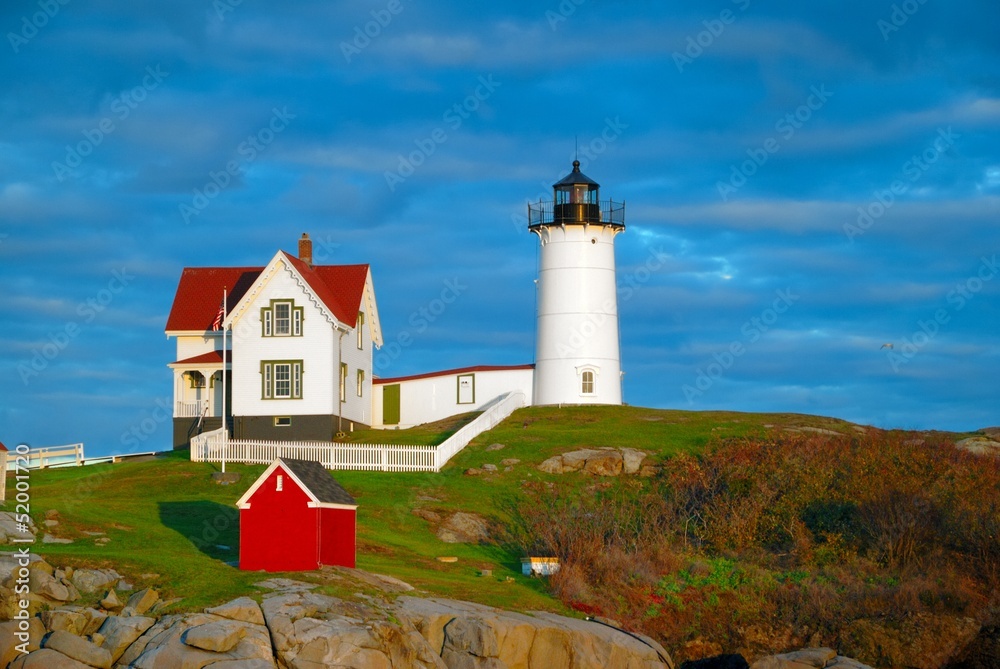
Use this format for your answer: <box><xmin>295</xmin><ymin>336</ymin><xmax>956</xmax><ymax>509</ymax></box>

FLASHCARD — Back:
<box><xmin>0</xmin><ymin>441</ymin><xmax>6</xmax><ymax>452</ymax></box>
<box><xmin>165</xmin><ymin>253</ymin><xmax>370</xmax><ymax>332</ymax></box>
<box><xmin>236</xmin><ymin>458</ymin><xmax>357</xmax><ymax>510</ymax></box>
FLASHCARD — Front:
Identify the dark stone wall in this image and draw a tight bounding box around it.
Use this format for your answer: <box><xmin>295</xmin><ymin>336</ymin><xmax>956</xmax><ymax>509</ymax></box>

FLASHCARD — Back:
<box><xmin>174</xmin><ymin>415</ymin><xmax>371</xmax><ymax>448</ymax></box>
<box><xmin>233</xmin><ymin>414</ymin><xmax>369</xmax><ymax>441</ymax></box>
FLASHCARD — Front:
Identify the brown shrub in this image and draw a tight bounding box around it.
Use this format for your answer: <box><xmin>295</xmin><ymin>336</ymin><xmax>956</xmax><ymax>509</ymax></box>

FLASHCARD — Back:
<box><xmin>495</xmin><ymin>429</ymin><xmax>1000</xmax><ymax>662</ymax></box>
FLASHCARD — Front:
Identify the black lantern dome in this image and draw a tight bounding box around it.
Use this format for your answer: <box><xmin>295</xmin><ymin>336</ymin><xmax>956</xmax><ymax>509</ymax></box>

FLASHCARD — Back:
<box><xmin>528</xmin><ymin>160</ymin><xmax>624</xmax><ymax>230</ymax></box>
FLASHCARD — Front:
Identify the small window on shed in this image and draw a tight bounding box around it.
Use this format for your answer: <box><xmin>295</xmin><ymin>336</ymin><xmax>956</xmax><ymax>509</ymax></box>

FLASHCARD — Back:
<box><xmin>276</xmin><ymin>474</ymin><xmax>284</xmax><ymax>491</ymax></box>
<box><xmin>274</xmin><ymin>417</ymin><xmax>291</xmax><ymax>427</ymax></box>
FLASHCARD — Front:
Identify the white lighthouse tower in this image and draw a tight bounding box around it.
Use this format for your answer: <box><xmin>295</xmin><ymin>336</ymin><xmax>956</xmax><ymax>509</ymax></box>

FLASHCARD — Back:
<box><xmin>529</xmin><ymin>160</ymin><xmax>625</xmax><ymax>406</ymax></box>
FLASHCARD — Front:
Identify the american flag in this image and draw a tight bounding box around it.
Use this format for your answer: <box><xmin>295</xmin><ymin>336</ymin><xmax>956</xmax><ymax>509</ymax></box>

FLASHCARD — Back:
<box><xmin>212</xmin><ymin>302</ymin><xmax>224</xmax><ymax>331</ymax></box>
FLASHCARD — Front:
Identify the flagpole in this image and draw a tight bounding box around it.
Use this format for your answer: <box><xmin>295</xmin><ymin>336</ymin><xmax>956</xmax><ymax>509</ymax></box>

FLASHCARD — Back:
<box><xmin>222</xmin><ymin>287</ymin><xmax>227</xmax><ymax>475</ymax></box>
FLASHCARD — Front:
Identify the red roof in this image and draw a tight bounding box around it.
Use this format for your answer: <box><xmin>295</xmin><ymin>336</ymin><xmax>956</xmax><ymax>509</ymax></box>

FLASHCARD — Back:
<box><xmin>169</xmin><ymin>350</ymin><xmax>232</xmax><ymax>366</ymax></box>
<box><xmin>374</xmin><ymin>364</ymin><xmax>534</xmax><ymax>385</ymax></box>
<box><xmin>284</xmin><ymin>254</ymin><xmax>369</xmax><ymax>325</ymax></box>
<box><xmin>165</xmin><ymin>253</ymin><xmax>370</xmax><ymax>332</ymax></box>
<box><xmin>0</xmin><ymin>441</ymin><xmax>6</xmax><ymax>452</ymax></box>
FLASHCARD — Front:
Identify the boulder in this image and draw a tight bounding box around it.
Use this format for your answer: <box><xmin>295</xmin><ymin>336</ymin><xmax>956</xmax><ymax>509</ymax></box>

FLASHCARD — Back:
<box><xmin>583</xmin><ymin>450</ymin><xmax>624</xmax><ymax>476</ymax></box>
<box><xmin>28</xmin><ymin>567</ymin><xmax>77</xmax><ymax>603</ymax></box>
<box><xmin>537</xmin><ymin>456</ymin><xmax>566</xmax><ymax>474</ymax></box>
<box><xmin>42</xmin><ymin>534</ymin><xmax>74</xmax><ymax>544</ymax></box>
<box><xmin>561</xmin><ymin>449</ymin><xmax>605</xmax><ymax>472</ymax></box>
<box><xmin>182</xmin><ymin>619</ymin><xmax>247</xmax><ymax>653</ymax></box>
<box><xmin>42</xmin><ymin>629</ymin><xmax>113</xmax><ymax>669</ymax></box>
<box><xmin>122</xmin><ymin>588</ymin><xmax>159</xmax><ymax>616</ymax></box>
<box><xmin>96</xmin><ymin>614</ymin><xmax>155</xmax><ymax>663</ymax></box>
<box><xmin>955</xmin><ymin>436</ymin><xmax>1000</xmax><ymax>456</ymax></box>
<box><xmin>485</xmin><ymin>443</ymin><xmax>506</xmax><ymax>451</ymax></box>
<box><xmin>40</xmin><ymin>607</ymin><xmax>106</xmax><ymax>636</ymax></box>
<box><xmin>0</xmin><ymin>512</ymin><xmax>36</xmax><ymax>545</ymax></box>
<box><xmin>9</xmin><ymin>648</ymin><xmax>93</xmax><ymax>669</ymax></box>
<box><xmin>116</xmin><ymin>612</ymin><xmax>273</xmax><ymax>669</ymax></box>
<box><xmin>100</xmin><ymin>589</ymin><xmax>122</xmax><ymax>611</ymax></box>
<box><xmin>620</xmin><ymin>448</ymin><xmax>648</xmax><ymax>474</ymax></box>
<box><xmin>0</xmin><ymin>552</ymin><xmax>42</xmax><ymax>582</ymax></box>
<box><xmin>70</xmin><ymin>569</ymin><xmax>120</xmax><ymax>594</ymax></box>
<box><xmin>0</xmin><ymin>618</ymin><xmax>45</xmax><ymax>667</ymax></box>
<box><xmin>396</xmin><ymin>596</ymin><xmax>673</xmax><ymax>669</ymax></box>
<box><xmin>436</xmin><ymin>512</ymin><xmax>490</xmax><ymax>544</ymax></box>
<box><xmin>481</xmin><ymin>464</ymin><xmax>499</xmax><ymax>472</ymax></box>
<box><xmin>261</xmin><ymin>591</ymin><xmax>443</xmax><ymax>669</ymax></box>
<box><xmin>206</xmin><ymin>597</ymin><xmax>266</xmax><ymax>626</ymax></box>
<box><xmin>750</xmin><ymin>650</ymin><xmax>871</xmax><ymax>669</ymax></box>
<box><xmin>537</xmin><ymin>448</ymin><xmax>653</xmax><ymax>477</ymax></box>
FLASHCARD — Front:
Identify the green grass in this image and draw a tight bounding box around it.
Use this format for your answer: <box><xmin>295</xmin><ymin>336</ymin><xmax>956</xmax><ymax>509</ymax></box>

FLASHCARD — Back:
<box><xmin>1</xmin><ymin>406</ymin><xmax>969</xmax><ymax>615</ymax></box>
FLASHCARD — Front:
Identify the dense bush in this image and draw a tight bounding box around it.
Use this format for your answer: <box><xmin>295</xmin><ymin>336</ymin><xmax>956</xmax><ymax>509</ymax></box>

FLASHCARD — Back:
<box><xmin>498</xmin><ymin>430</ymin><xmax>1000</xmax><ymax>663</ymax></box>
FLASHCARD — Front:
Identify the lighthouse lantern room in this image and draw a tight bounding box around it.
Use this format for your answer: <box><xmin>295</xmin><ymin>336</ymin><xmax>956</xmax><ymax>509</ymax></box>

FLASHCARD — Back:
<box><xmin>528</xmin><ymin>160</ymin><xmax>625</xmax><ymax>406</ymax></box>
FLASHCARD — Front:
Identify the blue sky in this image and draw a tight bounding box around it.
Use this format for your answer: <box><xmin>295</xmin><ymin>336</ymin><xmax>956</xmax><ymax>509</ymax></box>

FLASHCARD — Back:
<box><xmin>1</xmin><ymin>0</ymin><xmax>998</xmax><ymax>457</ymax></box>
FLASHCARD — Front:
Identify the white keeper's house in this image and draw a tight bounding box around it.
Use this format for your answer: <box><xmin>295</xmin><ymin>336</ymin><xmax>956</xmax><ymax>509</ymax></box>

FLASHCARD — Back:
<box><xmin>165</xmin><ymin>161</ymin><xmax>627</xmax><ymax>447</ymax></box>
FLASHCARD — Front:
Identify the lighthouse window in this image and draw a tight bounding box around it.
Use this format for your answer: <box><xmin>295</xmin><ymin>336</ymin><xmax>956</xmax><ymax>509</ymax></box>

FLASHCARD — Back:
<box><xmin>572</xmin><ymin>184</ymin><xmax>587</xmax><ymax>203</ymax></box>
<box><xmin>581</xmin><ymin>370</ymin><xmax>595</xmax><ymax>395</ymax></box>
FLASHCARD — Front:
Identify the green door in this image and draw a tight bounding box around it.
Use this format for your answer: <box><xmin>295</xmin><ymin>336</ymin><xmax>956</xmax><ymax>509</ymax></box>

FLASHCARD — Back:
<box><xmin>383</xmin><ymin>384</ymin><xmax>400</xmax><ymax>425</ymax></box>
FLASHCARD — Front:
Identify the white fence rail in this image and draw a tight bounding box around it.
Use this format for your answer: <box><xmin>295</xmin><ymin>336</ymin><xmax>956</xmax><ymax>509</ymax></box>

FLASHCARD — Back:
<box><xmin>190</xmin><ymin>390</ymin><xmax>526</xmax><ymax>472</ymax></box>
<box><xmin>5</xmin><ymin>443</ymin><xmax>85</xmax><ymax>470</ymax></box>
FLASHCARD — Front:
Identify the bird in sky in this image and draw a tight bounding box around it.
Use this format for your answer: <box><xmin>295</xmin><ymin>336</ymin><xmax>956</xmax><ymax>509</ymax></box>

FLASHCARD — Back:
<box><xmin>880</xmin><ymin>343</ymin><xmax>894</xmax><ymax>350</ymax></box>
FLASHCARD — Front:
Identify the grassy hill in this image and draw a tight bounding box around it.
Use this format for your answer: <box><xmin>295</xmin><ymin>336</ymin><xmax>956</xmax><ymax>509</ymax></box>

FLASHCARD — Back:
<box><xmin>3</xmin><ymin>407</ymin><xmax>864</xmax><ymax>610</ymax></box>
<box><xmin>4</xmin><ymin>406</ymin><xmax>994</xmax><ymax>664</ymax></box>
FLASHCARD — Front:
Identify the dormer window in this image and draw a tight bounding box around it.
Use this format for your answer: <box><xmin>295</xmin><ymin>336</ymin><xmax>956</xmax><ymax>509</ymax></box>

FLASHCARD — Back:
<box><xmin>262</xmin><ymin>300</ymin><xmax>303</xmax><ymax>337</ymax></box>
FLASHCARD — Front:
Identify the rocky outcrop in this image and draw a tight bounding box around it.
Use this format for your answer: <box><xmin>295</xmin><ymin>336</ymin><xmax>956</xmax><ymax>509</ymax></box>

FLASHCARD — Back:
<box><xmin>397</xmin><ymin>596</ymin><xmax>673</xmax><ymax>669</ymax></box>
<box><xmin>1</xmin><ymin>563</ymin><xmax>678</xmax><ymax>669</ymax></box>
<box><xmin>750</xmin><ymin>648</ymin><xmax>873</xmax><ymax>669</ymax></box>
<box><xmin>436</xmin><ymin>512</ymin><xmax>490</xmax><ymax>544</ymax></box>
<box><xmin>955</xmin><ymin>436</ymin><xmax>1000</xmax><ymax>456</ymax></box>
<box><xmin>69</xmin><ymin>569</ymin><xmax>122</xmax><ymax>595</ymax></box>
<box><xmin>0</xmin><ymin>558</ymin><xmax>934</xmax><ymax>669</ymax></box>
<box><xmin>0</xmin><ymin>514</ymin><xmax>36</xmax><ymax>546</ymax></box>
<box><xmin>538</xmin><ymin>447</ymin><xmax>658</xmax><ymax>476</ymax></box>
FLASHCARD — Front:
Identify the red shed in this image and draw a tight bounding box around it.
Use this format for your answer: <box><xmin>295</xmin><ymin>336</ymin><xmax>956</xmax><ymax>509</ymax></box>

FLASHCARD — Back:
<box><xmin>236</xmin><ymin>458</ymin><xmax>357</xmax><ymax>572</ymax></box>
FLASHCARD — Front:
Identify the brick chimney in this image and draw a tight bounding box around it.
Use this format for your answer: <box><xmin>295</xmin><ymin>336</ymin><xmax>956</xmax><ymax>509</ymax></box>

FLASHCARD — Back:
<box><xmin>298</xmin><ymin>233</ymin><xmax>313</xmax><ymax>267</ymax></box>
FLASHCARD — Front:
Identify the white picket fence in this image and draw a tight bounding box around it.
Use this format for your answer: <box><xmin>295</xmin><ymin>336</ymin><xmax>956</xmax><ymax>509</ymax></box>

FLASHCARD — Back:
<box><xmin>190</xmin><ymin>391</ymin><xmax>526</xmax><ymax>472</ymax></box>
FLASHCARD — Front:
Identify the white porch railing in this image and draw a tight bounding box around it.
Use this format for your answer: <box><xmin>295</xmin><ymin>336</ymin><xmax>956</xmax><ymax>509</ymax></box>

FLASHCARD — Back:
<box><xmin>190</xmin><ymin>390</ymin><xmax>526</xmax><ymax>472</ymax></box>
<box><xmin>177</xmin><ymin>400</ymin><xmax>208</xmax><ymax>417</ymax></box>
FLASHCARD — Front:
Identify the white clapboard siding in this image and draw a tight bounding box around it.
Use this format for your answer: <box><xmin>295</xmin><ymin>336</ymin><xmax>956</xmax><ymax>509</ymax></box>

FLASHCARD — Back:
<box><xmin>191</xmin><ymin>391</ymin><xmax>525</xmax><ymax>472</ymax></box>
